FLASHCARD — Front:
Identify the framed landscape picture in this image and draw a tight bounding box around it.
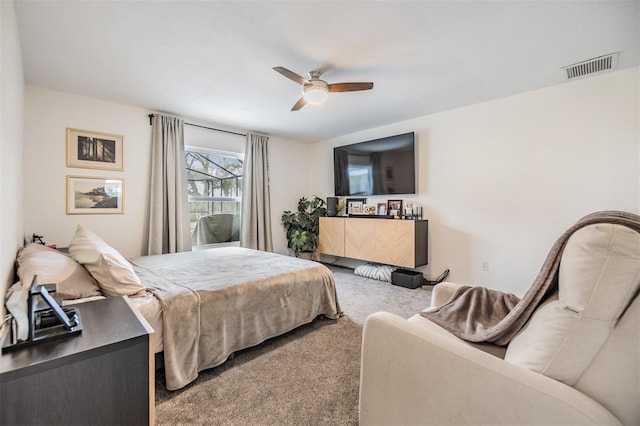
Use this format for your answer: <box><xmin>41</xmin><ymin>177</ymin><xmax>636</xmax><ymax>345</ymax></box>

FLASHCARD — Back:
<box><xmin>67</xmin><ymin>176</ymin><xmax>124</xmax><ymax>214</ymax></box>
<box><xmin>67</xmin><ymin>128</ymin><xmax>124</xmax><ymax>171</ymax></box>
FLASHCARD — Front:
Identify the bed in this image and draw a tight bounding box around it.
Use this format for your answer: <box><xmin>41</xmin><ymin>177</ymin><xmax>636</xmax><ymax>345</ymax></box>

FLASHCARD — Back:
<box><xmin>11</xmin><ymin>226</ymin><xmax>341</xmax><ymax>390</ymax></box>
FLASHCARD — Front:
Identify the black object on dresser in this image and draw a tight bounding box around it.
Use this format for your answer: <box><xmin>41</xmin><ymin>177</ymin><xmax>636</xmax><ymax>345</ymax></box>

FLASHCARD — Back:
<box><xmin>0</xmin><ymin>297</ymin><xmax>154</xmax><ymax>426</ymax></box>
<box><xmin>326</xmin><ymin>197</ymin><xmax>338</xmax><ymax>216</ymax></box>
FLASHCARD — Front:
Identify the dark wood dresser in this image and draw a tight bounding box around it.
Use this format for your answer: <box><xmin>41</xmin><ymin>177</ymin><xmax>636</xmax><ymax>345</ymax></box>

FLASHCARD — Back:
<box><xmin>0</xmin><ymin>296</ymin><xmax>154</xmax><ymax>425</ymax></box>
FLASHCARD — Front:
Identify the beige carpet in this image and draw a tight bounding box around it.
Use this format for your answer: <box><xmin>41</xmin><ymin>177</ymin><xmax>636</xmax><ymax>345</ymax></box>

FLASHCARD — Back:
<box><xmin>155</xmin><ymin>317</ymin><xmax>362</xmax><ymax>425</ymax></box>
<box><xmin>155</xmin><ymin>265</ymin><xmax>433</xmax><ymax>425</ymax></box>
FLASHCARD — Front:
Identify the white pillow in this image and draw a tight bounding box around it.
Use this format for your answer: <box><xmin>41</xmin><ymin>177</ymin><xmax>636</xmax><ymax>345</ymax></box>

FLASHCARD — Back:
<box><xmin>68</xmin><ymin>225</ymin><xmax>145</xmax><ymax>297</ymax></box>
<box><xmin>5</xmin><ymin>282</ymin><xmax>30</xmax><ymax>341</ymax></box>
<box><xmin>17</xmin><ymin>243</ymin><xmax>102</xmax><ymax>300</ymax></box>
<box><xmin>505</xmin><ymin>223</ymin><xmax>640</xmax><ymax>385</ymax></box>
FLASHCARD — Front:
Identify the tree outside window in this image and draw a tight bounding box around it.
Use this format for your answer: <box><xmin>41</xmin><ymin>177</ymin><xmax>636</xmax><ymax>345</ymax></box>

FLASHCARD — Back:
<box><xmin>185</xmin><ymin>149</ymin><xmax>243</xmax><ymax>245</ymax></box>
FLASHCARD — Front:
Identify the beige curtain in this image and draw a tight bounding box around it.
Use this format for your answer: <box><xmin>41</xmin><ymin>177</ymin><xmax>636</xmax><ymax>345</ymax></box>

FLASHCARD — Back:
<box><xmin>240</xmin><ymin>133</ymin><xmax>273</xmax><ymax>251</ymax></box>
<box><xmin>147</xmin><ymin>114</ymin><xmax>191</xmax><ymax>255</ymax></box>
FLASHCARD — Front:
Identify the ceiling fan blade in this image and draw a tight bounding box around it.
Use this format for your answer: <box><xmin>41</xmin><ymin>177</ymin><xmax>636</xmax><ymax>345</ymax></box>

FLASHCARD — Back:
<box><xmin>291</xmin><ymin>97</ymin><xmax>307</xmax><ymax>111</ymax></box>
<box><xmin>328</xmin><ymin>82</ymin><xmax>374</xmax><ymax>92</ymax></box>
<box><xmin>273</xmin><ymin>66</ymin><xmax>309</xmax><ymax>85</ymax></box>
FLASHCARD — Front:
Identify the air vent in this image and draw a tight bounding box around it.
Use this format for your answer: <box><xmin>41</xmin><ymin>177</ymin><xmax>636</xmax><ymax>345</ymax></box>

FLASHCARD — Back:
<box><xmin>562</xmin><ymin>53</ymin><xmax>618</xmax><ymax>80</ymax></box>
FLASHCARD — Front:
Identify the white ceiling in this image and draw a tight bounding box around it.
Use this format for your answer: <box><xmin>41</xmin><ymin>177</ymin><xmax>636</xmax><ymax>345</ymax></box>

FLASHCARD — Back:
<box><xmin>14</xmin><ymin>1</ymin><xmax>639</xmax><ymax>142</ymax></box>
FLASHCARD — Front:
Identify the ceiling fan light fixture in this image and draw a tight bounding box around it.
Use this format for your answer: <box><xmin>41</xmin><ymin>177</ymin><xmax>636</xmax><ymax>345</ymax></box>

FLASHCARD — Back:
<box><xmin>274</xmin><ymin>66</ymin><xmax>373</xmax><ymax>111</ymax></box>
<box><xmin>302</xmin><ymin>81</ymin><xmax>329</xmax><ymax>104</ymax></box>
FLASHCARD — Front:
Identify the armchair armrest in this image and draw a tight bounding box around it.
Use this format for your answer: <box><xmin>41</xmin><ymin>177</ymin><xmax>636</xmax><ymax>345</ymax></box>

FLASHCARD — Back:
<box><xmin>430</xmin><ymin>281</ymin><xmax>464</xmax><ymax>307</ymax></box>
<box><xmin>359</xmin><ymin>312</ymin><xmax>620</xmax><ymax>426</ymax></box>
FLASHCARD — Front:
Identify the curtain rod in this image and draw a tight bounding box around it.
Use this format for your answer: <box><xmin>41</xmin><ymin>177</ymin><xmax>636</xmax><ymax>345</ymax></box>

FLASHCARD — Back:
<box><xmin>148</xmin><ymin>114</ymin><xmax>246</xmax><ymax>137</ymax></box>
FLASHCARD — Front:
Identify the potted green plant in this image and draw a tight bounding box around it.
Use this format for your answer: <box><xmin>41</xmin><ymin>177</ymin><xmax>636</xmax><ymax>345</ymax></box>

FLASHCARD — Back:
<box><xmin>281</xmin><ymin>196</ymin><xmax>327</xmax><ymax>258</ymax></box>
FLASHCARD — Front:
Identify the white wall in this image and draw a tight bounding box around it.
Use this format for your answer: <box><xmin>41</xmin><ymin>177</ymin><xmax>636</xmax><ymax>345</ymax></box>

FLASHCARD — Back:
<box><xmin>23</xmin><ymin>86</ymin><xmax>310</xmax><ymax>258</ymax></box>
<box><xmin>268</xmin><ymin>136</ymin><xmax>313</xmax><ymax>255</ymax></box>
<box><xmin>310</xmin><ymin>67</ymin><xmax>640</xmax><ymax>296</ymax></box>
<box><xmin>184</xmin><ymin>124</ymin><xmax>245</xmax><ymax>155</ymax></box>
<box><xmin>23</xmin><ymin>87</ymin><xmax>153</xmax><ymax>258</ymax></box>
<box><xmin>1</xmin><ymin>0</ymin><xmax>25</xmax><ymax>306</ymax></box>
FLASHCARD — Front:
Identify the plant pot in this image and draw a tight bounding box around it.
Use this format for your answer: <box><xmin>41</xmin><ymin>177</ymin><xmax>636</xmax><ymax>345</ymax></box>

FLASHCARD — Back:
<box><xmin>298</xmin><ymin>251</ymin><xmax>314</xmax><ymax>261</ymax></box>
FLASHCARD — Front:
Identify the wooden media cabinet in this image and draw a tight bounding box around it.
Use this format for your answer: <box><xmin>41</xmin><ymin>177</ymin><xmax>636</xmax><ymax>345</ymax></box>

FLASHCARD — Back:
<box><xmin>318</xmin><ymin>217</ymin><xmax>428</xmax><ymax>268</ymax></box>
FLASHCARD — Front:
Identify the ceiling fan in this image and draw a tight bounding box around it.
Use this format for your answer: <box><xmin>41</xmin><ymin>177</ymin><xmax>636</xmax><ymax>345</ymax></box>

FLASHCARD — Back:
<box><xmin>273</xmin><ymin>66</ymin><xmax>374</xmax><ymax>111</ymax></box>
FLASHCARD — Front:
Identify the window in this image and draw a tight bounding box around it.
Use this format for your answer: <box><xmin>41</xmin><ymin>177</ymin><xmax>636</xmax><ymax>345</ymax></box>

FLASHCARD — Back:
<box><xmin>348</xmin><ymin>164</ymin><xmax>372</xmax><ymax>195</ymax></box>
<box><xmin>185</xmin><ymin>147</ymin><xmax>243</xmax><ymax>245</ymax></box>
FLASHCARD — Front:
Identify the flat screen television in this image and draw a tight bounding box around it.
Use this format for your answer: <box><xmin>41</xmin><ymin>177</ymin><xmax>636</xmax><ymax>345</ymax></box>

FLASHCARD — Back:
<box><xmin>334</xmin><ymin>132</ymin><xmax>416</xmax><ymax>196</ymax></box>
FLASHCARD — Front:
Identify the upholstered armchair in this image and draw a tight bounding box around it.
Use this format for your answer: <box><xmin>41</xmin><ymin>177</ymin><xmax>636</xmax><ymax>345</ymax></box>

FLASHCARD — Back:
<box><xmin>191</xmin><ymin>213</ymin><xmax>240</xmax><ymax>245</ymax></box>
<box><xmin>360</xmin><ymin>221</ymin><xmax>639</xmax><ymax>425</ymax></box>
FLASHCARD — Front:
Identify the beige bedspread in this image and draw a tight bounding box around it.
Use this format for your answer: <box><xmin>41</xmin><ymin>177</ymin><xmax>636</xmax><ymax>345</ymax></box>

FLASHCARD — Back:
<box><xmin>130</xmin><ymin>247</ymin><xmax>341</xmax><ymax>390</ymax></box>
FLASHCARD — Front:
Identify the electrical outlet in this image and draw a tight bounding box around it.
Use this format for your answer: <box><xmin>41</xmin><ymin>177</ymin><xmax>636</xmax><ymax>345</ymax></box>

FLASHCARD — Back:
<box><xmin>481</xmin><ymin>261</ymin><xmax>489</xmax><ymax>271</ymax></box>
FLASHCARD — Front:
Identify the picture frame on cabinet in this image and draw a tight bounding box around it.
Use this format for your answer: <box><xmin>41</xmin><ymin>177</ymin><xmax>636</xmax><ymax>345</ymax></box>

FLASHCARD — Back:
<box><xmin>363</xmin><ymin>204</ymin><xmax>377</xmax><ymax>215</ymax></box>
<box><xmin>66</xmin><ymin>176</ymin><xmax>124</xmax><ymax>214</ymax></box>
<box><xmin>67</xmin><ymin>128</ymin><xmax>124</xmax><ymax>171</ymax></box>
<box><xmin>346</xmin><ymin>198</ymin><xmax>366</xmax><ymax>214</ymax></box>
<box><xmin>387</xmin><ymin>199</ymin><xmax>403</xmax><ymax>217</ymax></box>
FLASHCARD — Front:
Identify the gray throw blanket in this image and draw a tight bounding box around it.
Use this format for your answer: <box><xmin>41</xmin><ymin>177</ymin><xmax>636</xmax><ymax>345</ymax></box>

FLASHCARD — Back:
<box><xmin>421</xmin><ymin>210</ymin><xmax>640</xmax><ymax>346</ymax></box>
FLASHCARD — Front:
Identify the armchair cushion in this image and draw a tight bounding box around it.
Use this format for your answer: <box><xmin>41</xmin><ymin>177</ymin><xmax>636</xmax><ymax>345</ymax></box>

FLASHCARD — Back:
<box><xmin>504</xmin><ymin>223</ymin><xmax>640</xmax><ymax>386</ymax></box>
<box><xmin>421</xmin><ymin>211</ymin><xmax>640</xmax><ymax>346</ymax></box>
